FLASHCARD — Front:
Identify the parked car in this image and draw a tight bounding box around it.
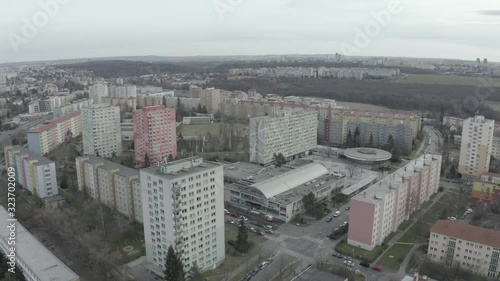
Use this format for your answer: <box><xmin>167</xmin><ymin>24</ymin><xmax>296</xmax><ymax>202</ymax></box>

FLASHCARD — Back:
<box><xmin>240</xmin><ymin>216</ymin><xmax>248</xmax><ymax>222</ymax></box>
<box><xmin>224</xmin><ymin>209</ymin><xmax>229</xmax><ymax>214</ymax></box>
<box><xmin>345</xmin><ymin>205</ymin><xmax>350</xmax><ymax>210</ymax></box>
<box><xmin>249</xmin><ymin>227</ymin><xmax>256</xmax><ymax>233</ymax></box>
<box><xmin>230</xmin><ymin>213</ymin><xmax>238</xmax><ymax>218</ymax></box>
<box><xmin>264</xmin><ymin>225</ymin><xmax>273</xmax><ymax>230</ymax></box>
<box><xmin>360</xmin><ymin>261</ymin><xmax>371</xmax><ymax>268</ymax></box>
<box><xmin>326</xmin><ymin>217</ymin><xmax>333</xmax><ymax>222</ymax></box>
<box><xmin>251</xmin><ymin>268</ymin><xmax>259</xmax><ymax>276</ymax></box>
<box><xmin>267</xmin><ymin>258</ymin><xmax>273</xmax><ymax>264</ymax></box>
<box><xmin>265</xmin><ymin>229</ymin><xmax>274</xmax><ymax>234</ymax></box>
<box><xmin>257</xmin><ymin>230</ymin><xmax>264</xmax><ymax>236</ymax></box>
<box><xmin>372</xmin><ymin>266</ymin><xmax>382</xmax><ymax>272</ymax></box>
<box><xmin>243</xmin><ymin>274</ymin><xmax>252</xmax><ymax>281</ymax></box>
<box><xmin>343</xmin><ymin>260</ymin><xmax>354</xmax><ymax>267</ymax></box>
<box><xmin>259</xmin><ymin>261</ymin><xmax>268</xmax><ymax>270</ymax></box>
<box><xmin>333</xmin><ymin>211</ymin><xmax>341</xmax><ymax>217</ymax></box>
<box><xmin>342</xmin><ymin>221</ymin><xmax>348</xmax><ymax>226</ymax></box>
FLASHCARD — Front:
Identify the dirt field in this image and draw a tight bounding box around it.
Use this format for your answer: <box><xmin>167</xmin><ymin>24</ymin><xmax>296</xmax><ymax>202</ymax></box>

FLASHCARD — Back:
<box><xmin>396</xmin><ymin>74</ymin><xmax>500</xmax><ymax>87</ymax></box>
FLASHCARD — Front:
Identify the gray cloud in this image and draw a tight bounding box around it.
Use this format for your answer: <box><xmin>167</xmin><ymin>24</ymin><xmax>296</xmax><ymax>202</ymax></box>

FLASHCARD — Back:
<box><xmin>478</xmin><ymin>10</ymin><xmax>500</xmax><ymax>16</ymax></box>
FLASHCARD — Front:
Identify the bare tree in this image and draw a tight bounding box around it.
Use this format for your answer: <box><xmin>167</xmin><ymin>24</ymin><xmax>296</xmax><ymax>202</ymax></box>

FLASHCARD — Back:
<box><xmin>114</xmin><ymin>212</ymin><xmax>132</xmax><ymax>235</ymax></box>
<box><xmin>346</xmin><ymin>162</ymin><xmax>361</xmax><ymax>178</ymax></box>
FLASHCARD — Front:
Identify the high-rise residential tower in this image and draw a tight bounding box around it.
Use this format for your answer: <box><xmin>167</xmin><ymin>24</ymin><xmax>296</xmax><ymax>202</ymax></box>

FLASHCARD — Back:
<box><xmin>458</xmin><ymin>115</ymin><xmax>495</xmax><ymax>176</ymax></box>
<box><xmin>133</xmin><ymin>105</ymin><xmax>177</xmax><ymax>166</ymax></box>
<box><xmin>82</xmin><ymin>104</ymin><xmax>122</xmax><ymax>158</ymax></box>
<box><xmin>140</xmin><ymin>157</ymin><xmax>225</xmax><ymax>276</ymax></box>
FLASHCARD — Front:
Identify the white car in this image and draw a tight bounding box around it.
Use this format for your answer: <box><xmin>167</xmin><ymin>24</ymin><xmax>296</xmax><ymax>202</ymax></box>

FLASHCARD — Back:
<box><xmin>240</xmin><ymin>216</ymin><xmax>248</xmax><ymax>222</ymax></box>
<box><xmin>333</xmin><ymin>211</ymin><xmax>341</xmax><ymax>217</ymax></box>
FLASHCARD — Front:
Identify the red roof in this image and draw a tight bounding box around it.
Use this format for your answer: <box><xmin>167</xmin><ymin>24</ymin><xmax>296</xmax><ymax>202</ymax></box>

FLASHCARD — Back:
<box><xmin>28</xmin><ymin>111</ymin><xmax>80</xmax><ymax>133</ymax></box>
<box><xmin>431</xmin><ymin>220</ymin><xmax>500</xmax><ymax>248</ymax></box>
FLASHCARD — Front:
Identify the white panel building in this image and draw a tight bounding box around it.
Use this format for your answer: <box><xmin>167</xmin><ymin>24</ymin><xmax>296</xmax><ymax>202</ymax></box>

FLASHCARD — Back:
<box><xmin>458</xmin><ymin>116</ymin><xmax>495</xmax><ymax>176</ymax></box>
<box><xmin>89</xmin><ymin>84</ymin><xmax>108</xmax><ymax>104</ymax></box>
<box><xmin>140</xmin><ymin>157</ymin><xmax>225</xmax><ymax>276</ymax></box>
<box><xmin>82</xmin><ymin>104</ymin><xmax>122</xmax><ymax>158</ymax></box>
<box><xmin>249</xmin><ymin>110</ymin><xmax>318</xmax><ymax>164</ymax></box>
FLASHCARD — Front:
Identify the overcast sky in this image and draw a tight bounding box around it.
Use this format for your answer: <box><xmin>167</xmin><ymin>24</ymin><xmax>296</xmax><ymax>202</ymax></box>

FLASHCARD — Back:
<box><xmin>1</xmin><ymin>0</ymin><xmax>500</xmax><ymax>63</ymax></box>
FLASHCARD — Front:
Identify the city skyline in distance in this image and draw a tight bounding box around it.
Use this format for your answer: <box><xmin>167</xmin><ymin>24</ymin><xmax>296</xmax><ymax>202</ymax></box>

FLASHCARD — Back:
<box><xmin>1</xmin><ymin>0</ymin><xmax>500</xmax><ymax>63</ymax></box>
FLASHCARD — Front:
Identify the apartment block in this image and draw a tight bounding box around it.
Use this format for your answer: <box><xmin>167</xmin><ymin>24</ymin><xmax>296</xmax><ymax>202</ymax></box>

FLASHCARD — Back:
<box><xmin>75</xmin><ymin>156</ymin><xmax>142</xmax><ymax>222</ymax></box>
<box><xmin>101</xmin><ymin>96</ymin><xmax>137</xmax><ymax>112</ymax></box>
<box><xmin>89</xmin><ymin>84</ymin><xmax>108</xmax><ymax>104</ymax></box>
<box><xmin>249</xmin><ymin>110</ymin><xmax>318</xmax><ymax>164</ymax></box>
<box><xmin>53</xmin><ymin>98</ymin><xmax>93</xmax><ymax>117</ymax></box>
<box><xmin>200</xmin><ymin>88</ymin><xmax>221</xmax><ymax>114</ymax></box>
<box><xmin>0</xmin><ymin>207</ymin><xmax>80</xmax><ymax>281</ymax></box>
<box><xmin>140</xmin><ymin>157</ymin><xmax>225</xmax><ymax>276</ymax></box>
<box><xmin>82</xmin><ymin>104</ymin><xmax>122</xmax><ymax>158</ymax></box>
<box><xmin>458</xmin><ymin>116</ymin><xmax>495</xmax><ymax>176</ymax></box>
<box><xmin>348</xmin><ymin>154</ymin><xmax>442</xmax><ymax>250</ymax></box>
<box><xmin>133</xmin><ymin>105</ymin><xmax>177</xmax><ymax>165</ymax></box>
<box><xmin>344</xmin><ymin>122</ymin><xmax>413</xmax><ymax>151</ymax></box>
<box><xmin>472</xmin><ymin>173</ymin><xmax>500</xmax><ymax>207</ymax></box>
<box><xmin>27</xmin><ymin>111</ymin><xmax>82</xmax><ymax>155</ymax></box>
<box><xmin>137</xmin><ymin>96</ymin><xmax>164</xmax><ymax>109</ymax></box>
<box><xmin>4</xmin><ymin>146</ymin><xmax>58</xmax><ymax>199</ymax></box>
<box><xmin>109</xmin><ymin>85</ymin><xmax>137</xmax><ymax>98</ymax></box>
<box><xmin>164</xmin><ymin>96</ymin><xmax>201</xmax><ymax>111</ymax></box>
<box><xmin>428</xmin><ymin>220</ymin><xmax>500</xmax><ymax>278</ymax></box>
<box><xmin>492</xmin><ymin>137</ymin><xmax>500</xmax><ymax>160</ymax></box>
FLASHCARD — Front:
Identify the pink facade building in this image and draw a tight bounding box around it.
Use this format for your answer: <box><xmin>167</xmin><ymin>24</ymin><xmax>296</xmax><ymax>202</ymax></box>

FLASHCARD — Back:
<box><xmin>348</xmin><ymin>154</ymin><xmax>442</xmax><ymax>250</ymax></box>
<box><xmin>133</xmin><ymin>105</ymin><xmax>177</xmax><ymax>166</ymax></box>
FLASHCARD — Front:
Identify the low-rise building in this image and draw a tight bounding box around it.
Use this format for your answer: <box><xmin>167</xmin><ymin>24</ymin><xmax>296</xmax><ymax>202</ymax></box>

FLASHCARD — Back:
<box><xmin>27</xmin><ymin>111</ymin><xmax>81</xmax><ymax>155</ymax></box>
<box><xmin>0</xmin><ymin>207</ymin><xmax>80</xmax><ymax>281</ymax></box>
<box><xmin>348</xmin><ymin>154</ymin><xmax>442</xmax><ymax>250</ymax></box>
<box><xmin>4</xmin><ymin>146</ymin><xmax>58</xmax><ymax>199</ymax></box>
<box><xmin>182</xmin><ymin>116</ymin><xmax>211</xmax><ymax>125</ymax></box>
<box><xmin>428</xmin><ymin>220</ymin><xmax>500</xmax><ymax>278</ymax></box>
<box><xmin>53</xmin><ymin>98</ymin><xmax>93</xmax><ymax>117</ymax></box>
<box><xmin>224</xmin><ymin>162</ymin><xmax>346</xmax><ymax>222</ymax></box>
<box><xmin>75</xmin><ymin>156</ymin><xmax>142</xmax><ymax>222</ymax></box>
<box><xmin>472</xmin><ymin>173</ymin><xmax>500</xmax><ymax>207</ymax></box>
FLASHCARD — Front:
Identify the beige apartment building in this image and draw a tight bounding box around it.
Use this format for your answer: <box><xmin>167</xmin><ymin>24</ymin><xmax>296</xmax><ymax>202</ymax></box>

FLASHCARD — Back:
<box><xmin>200</xmin><ymin>88</ymin><xmax>221</xmax><ymax>114</ymax></box>
<box><xmin>348</xmin><ymin>154</ymin><xmax>442</xmax><ymax>250</ymax></box>
<box><xmin>428</xmin><ymin>220</ymin><xmax>500</xmax><ymax>278</ymax></box>
<box><xmin>76</xmin><ymin>156</ymin><xmax>143</xmax><ymax>222</ymax></box>
<box><xmin>458</xmin><ymin>116</ymin><xmax>495</xmax><ymax>176</ymax></box>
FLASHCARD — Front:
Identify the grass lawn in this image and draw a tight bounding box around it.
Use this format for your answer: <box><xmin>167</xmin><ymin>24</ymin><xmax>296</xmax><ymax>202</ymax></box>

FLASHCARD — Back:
<box><xmin>398</xmin><ymin>220</ymin><xmax>412</xmax><ymax>231</ymax></box>
<box><xmin>335</xmin><ymin>240</ymin><xmax>384</xmax><ymax>263</ymax></box>
<box><xmin>395</xmin><ymin>74</ymin><xmax>500</xmax><ymax>87</ymax></box>
<box><xmin>420</xmin><ymin>261</ymin><xmax>490</xmax><ymax>281</ymax></box>
<box><xmin>203</xmin><ymin>230</ymin><xmax>262</xmax><ymax>281</ymax></box>
<box><xmin>271</xmin><ymin>263</ymin><xmax>297</xmax><ymax>281</ymax></box>
<box><xmin>398</xmin><ymin>223</ymin><xmax>431</xmax><ymax>243</ymax></box>
<box><xmin>383</xmin><ymin>231</ymin><xmax>399</xmax><ymax>244</ymax></box>
<box><xmin>378</xmin><ymin>244</ymin><xmax>414</xmax><ymax>271</ymax></box>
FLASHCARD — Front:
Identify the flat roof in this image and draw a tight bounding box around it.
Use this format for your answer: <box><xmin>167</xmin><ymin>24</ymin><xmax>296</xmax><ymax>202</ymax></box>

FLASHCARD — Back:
<box><xmin>352</xmin><ymin>154</ymin><xmax>440</xmax><ymax>204</ymax></box>
<box><xmin>343</xmin><ymin>147</ymin><xmax>392</xmax><ymax>162</ymax></box>
<box><xmin>0</xmin><ymin>207</ymin><xmax>79</xmax><ymax>281</ymax></box>
<box><xmin>9</xmin><ymin>146</ymin><xmax>54</xmax><ymax>165</ymax></box>
<box><xmin>29</xmin><ymin>111</ymin><xmax>80</xmax><ymax>133</ymax></box>
<box><xmin>431</xmin><ymin>220</ymin><xmax>500</xmax><ymax>248</ymax></box>
<box><xmin>141</xmin><ymin>158</ymin><xmax>221</xmax><ymax>181</ymax></box>
<box><xmin>341</xmin><ymin>173</ymin><xmax>380</xmax><ymax>196</ymax></box>
<box><xmin>79</xmin><ymin>156</ymin><xmax>139</xmax><ymax>178</ymax></box>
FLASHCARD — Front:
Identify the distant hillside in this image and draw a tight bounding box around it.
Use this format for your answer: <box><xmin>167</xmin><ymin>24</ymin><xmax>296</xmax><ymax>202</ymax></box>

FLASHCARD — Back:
<box><xmin>55</xmin><ymin>60</ymin><xmax>205</xmax><ymax>78</ymax></box>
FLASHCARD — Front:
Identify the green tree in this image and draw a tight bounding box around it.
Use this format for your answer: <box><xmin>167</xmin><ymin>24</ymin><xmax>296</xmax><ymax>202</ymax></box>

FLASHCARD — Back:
<box><xmin>144</xmin><ymin>153</ymin><xmax>150</xmax><ymax>167</ymax></box>
<box><xmin>111</xmin><ymin>151</ymin><xmax>117</xmax><ymax>160</ymax></box>
<box><xmin>202</xmin><ymin>106</ymin><xmax>207</xmax><ymax>114</ymax></box>
<box><xmin>273</xmin><ymin>153</ymin><xmax>287</xmax><ymax>167</ymax></box>
<box><xmin>189</xmin><ymin>263</ymin><xmax>204</xmax><ymax>281</ymax></box>
<box><xmin>130</xmin><ymin>140</ymin><xmax>134</xmax><ymax>150</ymax></box>
<box><xmin>197</xmin><ymin>104</ymin><xmax>202</xmax><ymax>113</ymax></box>
<box><xmin>6</xmin><ymin>111</ymin><xmax>10</xmax><ymax>118</ymax></box>
<box><xmin>11</xmin><ymin>138</ymin><xmax>18</xmax><ymax>146</ymax></box>
<box><xmin>168</xmin><ymin>154</ymin><xmax>174</xmax><ymax>162</ymax></box>
<box><xmin>164</xmin><ymin>245</ymin><xmax>185</xmax><ymax>281</ymax></box>
<box><xmin>65</xmin><ymin>129</ymin><xmax>73</xmax><ymax>141</ymax></box>
<box><xmin>235</xmin><ymin>220</ymin><xmax>249</xmax><ymax>253</ymax></box>
<box><xmin>385</xmin><ymin>134</ymin><xmax>395</xmax><ymax>151</ymax></box>
<box><xmin>353</xmin><ymin>126</ymin><xmax>361</xmax><ymax>147</ymax></box>
<box><xmin>368</xmin><ymin>133</ymin><xmax>374</xmax><ymax>147</ymax></box>
<box><xmin>346</xmin><ymin>129</ymin><xmax>353</xmax><ymax>148</ymax></box>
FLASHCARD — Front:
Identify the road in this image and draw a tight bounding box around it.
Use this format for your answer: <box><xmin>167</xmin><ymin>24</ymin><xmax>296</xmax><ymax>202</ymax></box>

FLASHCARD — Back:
<box><xmin>423</xmin><ymin>125</ymin><xmax>441</xmax><ymax>155</ymax></box>
<box><xmin>236</xmin><ymin>206</ymin><xmax>355</xmax><ymax>281</ymax></box>
<box><xmin>0</xmin><ymin>116</ymin><xmax>51</xmax><ymax>147</ymax></box>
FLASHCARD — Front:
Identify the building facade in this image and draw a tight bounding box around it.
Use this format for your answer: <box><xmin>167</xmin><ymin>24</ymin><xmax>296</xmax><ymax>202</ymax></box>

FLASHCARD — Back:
<box><xmin>133</xmin><ymin>105</ymin><xmax>177</xmax><ymax>165</ymax></box>
<box><xmin>493</xmin><ymin>137</ymin><xmax>500</xmax><ymax>160</ymax></box>
<box><xmin>89</xmin><ymin>84</ymin><xmax>108</xmax><ymax>104</ymax></box>
<box><xmin>4</xmin><ymin>146</ymin><xmax>58</xmax><ymax>199</ymax></box>
<box><xmin>348</xmin><ymin>154</ymin><xmax>442</xmax><ymax>250</ymax></box>
<box><xmin>458</xmin><ymin>116</ymin><xmax>495</xmax><ymax>176</ymax></box>
<box><xmin>101</xmin><ymin>96</ymin><xmax>137</xmax><ymax>112</ymax></box>
<box><xmin>428</xmin><ymin>220</ymin><xmax>500</xmax><ymax>278</ymax></box>
<box><xmin>140</xmin><ymin>157</ymin><xmax>225</xmax><ymax>276</ymax></box>
<box><xmin>249</xmin><ymin>110</ymin><xmax>318</xmax><ymax>164</ymax></box>
<box><xmin>82</xmin><ymin>104</ymin><xmax>122</xmax><ymax>158</ymax></box>
<box><xmin>200</xmin><ymin>88</ymin><xmax>221</xmax><ymax>114</ymax></box>
<box><xmin>53</xmin><ymin>98</ymin><xmax>93</xmax><ymax>117</ymax></box>
<box><xmin>27</xmin><ymin>111</ymin><xmax>82</xmax><ymax>155</ymax></box>
<box><xmin>224</xmin><ymin>163</ymin><xmax>346</xmax><ymax>222</ymax></box>
<box><xmin>164</xmin><ymin>96</ymin><xmax>200</xmax><ymax>111</ymax></box>
<box><xmin>472</xmin><ymin>173</ymin><xmax>500</xmax><ymax>207</ymax></box>
<box><xmin>75</xmin><ymin>156</ymin><xmax>142</xmax><ymax>222</ymax></box>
